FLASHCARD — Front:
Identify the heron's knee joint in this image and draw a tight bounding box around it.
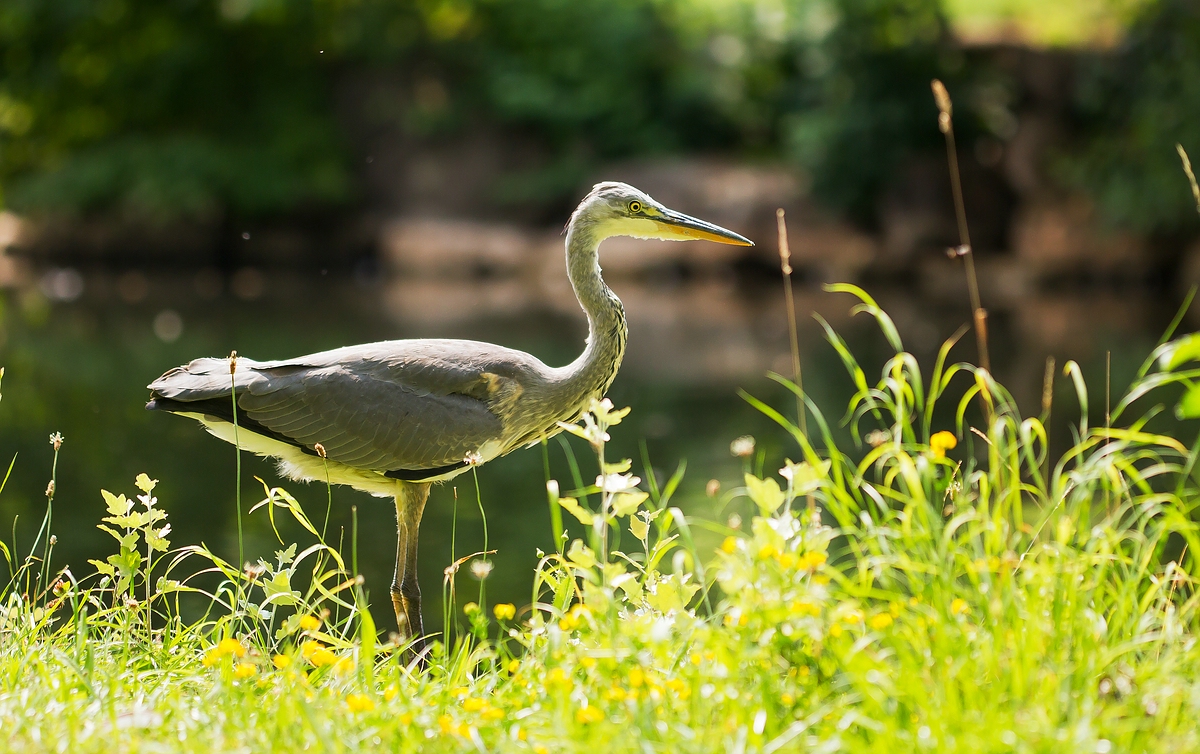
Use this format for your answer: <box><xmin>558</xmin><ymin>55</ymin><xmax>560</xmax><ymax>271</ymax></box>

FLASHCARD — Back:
<box><xmin>400</xmin><ymin>579</ymin><xmax>421</xmax><ymax>599</ymax></box>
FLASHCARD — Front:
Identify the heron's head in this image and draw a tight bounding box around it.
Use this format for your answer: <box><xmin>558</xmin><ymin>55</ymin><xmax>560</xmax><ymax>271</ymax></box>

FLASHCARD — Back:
<box><xmin>571</xmin><ymin>181</ymin><xmax>753</xmax><ymax>247</ymax></box>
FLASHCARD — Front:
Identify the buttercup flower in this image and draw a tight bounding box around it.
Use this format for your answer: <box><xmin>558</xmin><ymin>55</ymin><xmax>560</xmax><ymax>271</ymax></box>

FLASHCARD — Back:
<box><xmin>930</xmin><ymin>431</ymin><xmax>958</xmax><ymax>459</ymax></box>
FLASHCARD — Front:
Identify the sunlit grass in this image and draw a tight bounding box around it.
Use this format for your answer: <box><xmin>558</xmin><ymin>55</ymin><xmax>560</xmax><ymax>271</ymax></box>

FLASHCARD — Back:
<box><xmin>3</xmin><ymin>284</ymin><xmax>1200</xmax><ymax>751</ymax></box>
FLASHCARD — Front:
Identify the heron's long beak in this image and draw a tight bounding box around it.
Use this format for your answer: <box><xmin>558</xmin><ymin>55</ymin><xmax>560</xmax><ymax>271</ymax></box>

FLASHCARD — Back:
<box><xmin>655</xmin><ymin>209</ymin><xmax>754</xmax><ymax>246</ymax></box>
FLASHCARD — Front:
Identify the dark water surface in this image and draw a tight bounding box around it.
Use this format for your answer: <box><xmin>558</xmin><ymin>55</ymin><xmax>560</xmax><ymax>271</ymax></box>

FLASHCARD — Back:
<box><xmin>0</xmin><ymin>264</ymin><xmax>1183</xmax><ymax>631</ymax></box>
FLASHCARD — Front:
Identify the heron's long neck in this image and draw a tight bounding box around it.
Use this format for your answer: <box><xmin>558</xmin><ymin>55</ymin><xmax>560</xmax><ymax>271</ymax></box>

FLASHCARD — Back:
<box><xmin>556</xmin><ymin>221</ymin><xmax>628</xmax><ymax>408</ymax></box>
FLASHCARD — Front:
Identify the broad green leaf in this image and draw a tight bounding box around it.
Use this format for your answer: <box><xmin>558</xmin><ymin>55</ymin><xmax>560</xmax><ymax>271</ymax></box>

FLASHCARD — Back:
<box><xmin>611</xmin><ymin>490</ymin><xmax>648</xmax><ymax>517</ymax></box>
<box><xmin>88</xmin><ymin>559</ymin><xmax>115</xmax><ymax>577</ymax></box>
<box><xmin>566</xmin><ymin>539</ymin><xmax>596</xmax><ymax>569</ymax></box>
<box><xmin>629</xmin><ymin>515</ymin><xmax>650</xmax><ymax>542</ymax></box>
<box><xmin>275</xmin><ymin>543</ymin><xmax>297</xmax><ymax>569</ymax></box>
<box><xmin>744</xmin><ymin>474</ymin><xmax>785</xmax><ymax>514</ymax></box>
<box><xmin>101</xmin><ymin>490</ymin><xmax>131</xmax><ymax>516</ymax></box>
<box><xmin>1159</xmin><ymin>332</ymin><xmax>1200</xmax><ymax>371</ymax></box>
<box><xmin>601</xmin><ymin>458</ymin><xmax>632</xmax><ymax>474</ymax></box>
<box><xmin>146</xmin><ymin>524</ymin><xmax>171</xmax><ymax>553</ymax></box>
<box><xmin>134</xmin><ymin>474</ymin><xmax>158</xmax><ymax>494</ymax></box>
<box><xmin>1178</xmin><ymin>383</ymin><xmax>1200</xmax><ymax>419</ymax></box>
<box><xmin>558</xmin><ymin>497</ymin><xmax>594</xmax><ymax>525</ymax></box>
<box><xmin>263</xmin><ymin>571</ymin><xmax>301</xmax><ymax>606</ymax></box>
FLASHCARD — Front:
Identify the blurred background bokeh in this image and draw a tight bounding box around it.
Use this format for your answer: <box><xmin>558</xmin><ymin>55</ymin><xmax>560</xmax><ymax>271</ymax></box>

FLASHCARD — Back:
<box><xmin>1</xmin><ymin>0</ymin><xmax>1198</xmax><ymax>625</ymax></box>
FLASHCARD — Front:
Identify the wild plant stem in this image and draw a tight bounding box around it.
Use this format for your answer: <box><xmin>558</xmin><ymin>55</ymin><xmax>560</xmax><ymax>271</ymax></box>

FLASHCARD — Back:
<box><xmin>229</xmin><ymin>352</ymin><xmax>244</xmax><ymax>611</ymax></box>
<box><xmin>932</xmin><ymin>80</ymin><xmax>990</xmax><ymax>375</ymax></box>
<box><xmin>776</xmin><ymin>209</ymin><xmax>807</xmax><ymax>438</ymax></box>
<box><xmin>471</xmin><ymin>467</ymin><xmax>488</xmax><ymax>610</ymax></box>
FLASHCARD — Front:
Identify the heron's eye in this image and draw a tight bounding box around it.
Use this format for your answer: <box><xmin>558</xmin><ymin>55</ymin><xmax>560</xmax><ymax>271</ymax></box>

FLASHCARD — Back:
<box><xmin>629</xmin><ymin>201</ymin><xmax>642</xmax><ymax>214</ymax></box>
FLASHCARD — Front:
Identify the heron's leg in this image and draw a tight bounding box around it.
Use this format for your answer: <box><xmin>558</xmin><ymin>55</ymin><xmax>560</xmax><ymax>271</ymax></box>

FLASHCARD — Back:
<box><xmin>391</xmin><ymin>482</ymin><xmax>430</xmax><ymax>651</ymax></box>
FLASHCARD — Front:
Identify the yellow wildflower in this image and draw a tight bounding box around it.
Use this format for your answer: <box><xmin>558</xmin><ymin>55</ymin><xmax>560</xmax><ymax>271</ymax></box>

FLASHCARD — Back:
<box><xmin>605</xmin><ymin>686</ymin><xmax>627</xmax><ymax>702</ymax></box>
<box><xmin>869</xmin><ymin>613</ymin><xmax>894</xmax><ymax>630</ymax></box>
<box><xmin>309</xmin><ymin>648</ymin><xmax>338</xmax><ymax>668</ymax></box>
<box><xmin>332</xmin><ymin>656</ymin><xmax>355</xmax><ymax>675</ymax></box>
<box><xmin>346</xmin><ymin>693</ymin><xmax>375</xmax><ymax>713</ymax></box>
<box><xmin>438</xmin><ymin>714</ymin><xmax>456</xmax><ymax>735</ymax></box>
<box><xmin>829</xmin><ymin>623</ymin><xmax>844</xmax><ymax>638</ymax></box>
<box><xmin>463</xmin><ymin>697</ymin><xmax>486</xmax><ymax>713</ymax></box>
<box><xmin>558</xmin><ymin>604</ymin><xmax>590</xmax><ymax>632</ymax></box>
<box><xmin>781</xmin><ymin>693</ymin><xmax>795</xmax><ymax>706</ymax></box>
<box><xmin>951</xmin><ymin>598</ymin><xmax>970</xmax><ymax>616</ymax></box>
<box><xmin>791</xmin><ymin>599</ymin><xmax>821</xmax><ymax>617</ymax></box>
<box><xmin>930</xmin><ymin>431</ymin><xmax>957</xmax><ymax>459</ymax></box>
<box><xmin>483</xmin><ymin>707</ymin><xmax>504</xmax><ymax>721</ymax></box>
<box><xmin>216</xmin><ymin>638</ymin><xmax>247</xmax><ymax>658</ymax></box>
<box><xmin>720</xmin><ymin>536</ymin><xmax>738</xmax><ymax>554</ymax></box>
<box><xmin>384</xmin><ymin>685</ymin><xmax>399</xmax><ymax>702</ymax></box>
<box><xmin>628</xmin><ymin>666</ymin><xmax>645</xmax><ymax>688</ymax></box>
<box><xmin>272</xmin><ymin>654</ymin><xmax>291</xmax><ymax>669</ymax></box>
<box><xmin>665</xmin><ymin>678</ymin><xmax>691</xmax><ymax>700</ymax></box>
<box><xmin>546</xmin><ymin>667</ymin><xmax>572</xmax><ymax>691</ymax></box>
<box><xmin>202</xmin><ymin>651</ymin><xmax>219</xmax><ymax>667</ymax></box>
<box><xmin>580</xmin><ymin>656</ymin><xmax>597</xmax><ymax>669</ymax></box>
<box><xmin>534</xmin><ymin>746</ymin><xmax>549</xmax><ymax>754</ymax></box>
<box><xmin>300</xmin><ymin>641</ymin><xmax>323</xmax><ymax>660</ymax></box>
<box><xmin>493</xmin><ymin>603</ymin><xmax>516</xmax><ymax>621</ymax></box>
<box><xmin>507</xmin><ymin>659</ymin><xmax>521</xmax><ymax>674</ymax></box>
<box><xmin>299</xmin><ymin>615</ymin><xmax>321</xmax><ymax>631</ymax></box>
<box><xmin>576</xmin><ymin>706</ymin><xmax>604</xmax><ymax>724</ymax></box>
<box><xmin>450</xmin><ymin>686</ymin><xmax>470</xmax><ymax>699</ymax></box>
<box><xmin>233</xmin><ymin>662</ymin><xmax>257</xmax><ymax>679</ymax></box>
<box><xmin>798</xmin><ymin>551</ymin><xmax>828</xmax><ymax>571</ymax></box>
<box><xmin>775</xmin><ymin>552</ymin><xmax>798</xmax><ymax>570</ymax></box>
<box><xmin>757</xmin><ymin>543</ymin><xmax>779</xmax><ymax>560</ymax></box>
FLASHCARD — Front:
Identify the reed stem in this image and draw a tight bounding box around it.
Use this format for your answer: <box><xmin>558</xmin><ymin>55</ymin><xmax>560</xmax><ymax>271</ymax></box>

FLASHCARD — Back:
<box><xmin>932</xmin><ymin>80</ymin><xmax>990</xmax><ymax>374</ymax></box>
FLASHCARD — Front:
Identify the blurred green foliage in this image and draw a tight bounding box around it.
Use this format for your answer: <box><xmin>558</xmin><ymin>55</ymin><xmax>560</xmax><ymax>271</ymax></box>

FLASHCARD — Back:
<box><xmin>0</xmin><ymin>0</ymin><xmax>957</xmax><ymax>223</ymax></box>
<box><xmin>1070</xmin><ymin>0</ymin><xmax>1200</xmax><ymax>233</ymax></box>
<box><xmin>2</xmin><ymin>0</ymin><xmax>1197</xmax><ymax>234</ymax></box>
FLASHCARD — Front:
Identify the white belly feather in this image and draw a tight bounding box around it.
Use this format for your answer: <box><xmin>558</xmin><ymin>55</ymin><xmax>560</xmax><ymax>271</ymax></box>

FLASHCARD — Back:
<box><xmin>185</xmin><ymin>413</ymin><xmax>476</xmax><ymax>498</ymax></box>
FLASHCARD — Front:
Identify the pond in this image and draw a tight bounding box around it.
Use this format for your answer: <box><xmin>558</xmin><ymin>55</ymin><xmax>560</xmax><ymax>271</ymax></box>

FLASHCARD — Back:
<box><xmin>0</xmin><ymin>261</ymin><xmax>1182</xmax><ymax>633</ymax></box>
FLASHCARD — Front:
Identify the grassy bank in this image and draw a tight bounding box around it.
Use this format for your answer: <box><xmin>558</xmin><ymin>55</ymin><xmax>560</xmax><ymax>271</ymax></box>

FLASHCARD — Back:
<box><xmin>2</xmin><ymin>285</ymin><xmax>1200</xmax><ymax>752</ymax></box>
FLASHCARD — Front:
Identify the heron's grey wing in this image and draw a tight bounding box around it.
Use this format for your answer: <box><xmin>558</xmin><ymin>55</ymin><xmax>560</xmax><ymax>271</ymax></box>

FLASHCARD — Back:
<box><xmin>235</xmin><ymin>363</ymin><xmax>504</xmax><ymax>473</ymax></box>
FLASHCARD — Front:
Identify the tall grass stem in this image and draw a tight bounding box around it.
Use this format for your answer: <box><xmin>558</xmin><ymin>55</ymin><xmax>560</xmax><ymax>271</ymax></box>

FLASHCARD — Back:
<box><xmin>776</xmin><ymin>209</ymin><xmax>807</xmax><ymax>439</ymax></box>
<box><xmin>932</xmin><ymin>79</ymin><xmax>990</xmax><ymax>374</ymax></box>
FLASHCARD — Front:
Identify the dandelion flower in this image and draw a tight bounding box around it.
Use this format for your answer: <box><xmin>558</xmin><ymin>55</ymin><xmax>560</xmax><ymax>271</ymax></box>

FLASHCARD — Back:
<box><xmin>346</xmin><ymin>693</ymin><xmax>375</xmax><ymax>713</ymax></box>
<box><xmin>930</xmin><ymin>431</ymin><xmax>958</xmax><ymax>459</ymax></box>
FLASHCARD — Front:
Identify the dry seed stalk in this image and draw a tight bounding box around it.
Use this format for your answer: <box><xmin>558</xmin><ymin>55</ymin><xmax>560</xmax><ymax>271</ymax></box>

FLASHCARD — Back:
<box><xmin>932</xmin><ymin>79</ymin><xmax>990</xmax><ymax>375</ymax></box>
<box><xmin>776</xmin><ymin>209</ymin><xmax>806</xmax><ymax>438</ymax></box>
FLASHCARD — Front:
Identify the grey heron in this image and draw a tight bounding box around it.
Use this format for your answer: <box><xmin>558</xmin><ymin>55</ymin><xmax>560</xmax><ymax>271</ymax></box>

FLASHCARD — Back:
<box><xmin>146</xmin><ymin>182</ymin><xmax>752</xmax><ymax>650</ymax></box>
